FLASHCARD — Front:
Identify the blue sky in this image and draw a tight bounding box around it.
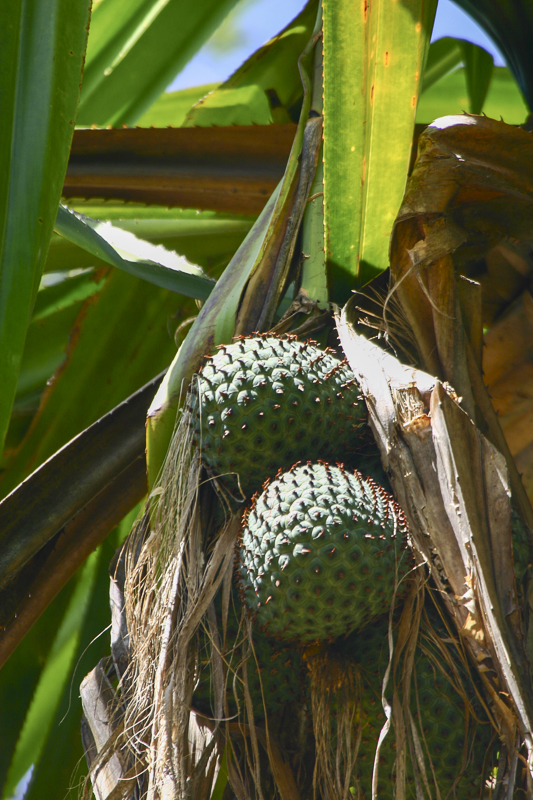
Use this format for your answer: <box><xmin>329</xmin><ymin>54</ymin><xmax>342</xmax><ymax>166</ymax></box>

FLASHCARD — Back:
<box><xmin>167</xmin><ymin>0</ymin><xmax>505</xmax><ymax>93</ymax></box>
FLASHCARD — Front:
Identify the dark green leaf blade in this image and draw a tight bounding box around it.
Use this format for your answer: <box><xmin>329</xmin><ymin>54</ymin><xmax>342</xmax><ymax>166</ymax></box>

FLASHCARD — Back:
<box><xmin>0</xmin><ymin>0</ymin><xmax>91</xmax><ymax>455</ymax></box>
<box><xmin>2</xmin><ymin>551</ymin><xmax>100</xmax><ymax>799</ymax></box>
<box><xmin>453</xmin><ymin>0</ymin><xmax>533</xmax><ymax>111</ymax></box>
<box><xmin>25</xmin><ymin>512</ymin><xmax>138</xmax><ymax>800</ymax></box>
<box><xmin>2</xmin><ymin>272</ymin><xmax>106</xmax><ymax>466</ymax></box>
<box><xmin>461</xmin><ymin>39</ymin><xmax>494</xmax><ymax>114</ymax></box>
<box><xmin>0</xmin><ymin>577</ymin><xmax>77</xmax><ymax>796</ymax></box>
<box><xmin>3</xmin><ymin>511</ymin><xmax>137</xmax><ymax>800</ymax></box>
<box><xmin>422</xmin><ymin>37</ymin><xmax>463</xmax><ymax>92</ymax></box>
<box><xmin>46</xmin><ymin>205</ymin><xmax>254</xmax><ymax>276</ymax></box>
<box><xmin>421</xmin><ymin>37</ymin><xmax>494</xmax><ymax>116</ymax></box>
<box><xmin>0</xmin><ymin>373</ymin><xmax>158</xmax><ymax>590</ymax></box>
<box><xmin>33</xmin><ymin>271</ymin><xmax>106</xmax><ymax>321</ymax></box>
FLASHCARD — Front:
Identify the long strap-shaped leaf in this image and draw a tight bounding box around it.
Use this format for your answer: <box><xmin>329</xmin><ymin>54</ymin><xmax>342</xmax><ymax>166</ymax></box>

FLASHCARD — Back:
<box><xmin>77</xmin><ymin>0</ymin><xmax>240</xmax><ymax>126</ymax></box>
<box><xmin>184</xmin><ymin>0</ymin><xmax>318</xmax><ymax>127</ymax></box>
<box><xmin>423</xmin><ymin>37</ymin><xmax>494</xmax><ymax>114</ymax></box>
<box><xmin>145</xmin><ymin>9</ymin><xmax>323</xmax><ymax>485</ymax></box>
<box><xmin>0</xmin><ymin>459</ymin><xmax>145</xmax><ymax>672</ymax></box>
<box><xmin>63</xmin><ymin>125</ymin><xmax>296</xmax><ymax>214</ymax></box>
<box><xmin>453</xmin><ymin>0</ymin><xmax>533</xmax><ymax>112</ymax></box>
<box><xmin>0</xmin><ymin>0</ymin><xmax>90</xmax><ymax>455</ymax></box>
<box><xmin>322</xmin><ymin>0</ymin><xmax>437</xmax><ymax>301</ymax></box>
<box><xmin>55</xmin><ymin>205</ymin><xmax>215</xmax><ymax>300</ymax></box>
<box><xmin>0</xmin><ymin>371</ymin><xmax>161</xmax><ymax>592</ymax></box>
<box><xmin>2</xmin><ymin>519</ymin><xmax>134</xmax><ymax>800</ymax></box>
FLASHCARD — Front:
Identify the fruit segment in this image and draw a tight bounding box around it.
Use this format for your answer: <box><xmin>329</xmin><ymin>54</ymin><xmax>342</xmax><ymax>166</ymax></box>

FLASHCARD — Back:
<box><xmin>239</xmin><ymin>462</ymin><xmax>411</xmax><ymax>642</ymax></box>
<box><xmin>189</xmin><ymin>334</ymin><xmax>367</xmax><ymax>500</ymax></box>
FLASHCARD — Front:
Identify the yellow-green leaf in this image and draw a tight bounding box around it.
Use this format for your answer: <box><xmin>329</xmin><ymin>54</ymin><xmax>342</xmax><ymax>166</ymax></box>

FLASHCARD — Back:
<box><xmin>184</xmin><ymin>1</ymin><xmax>317</xmax><ymax>127</ymax></box>
<box><xmin>322</xmin><ymin>0</ymin><xmax>437</xmax><ymax>300</ymax></box>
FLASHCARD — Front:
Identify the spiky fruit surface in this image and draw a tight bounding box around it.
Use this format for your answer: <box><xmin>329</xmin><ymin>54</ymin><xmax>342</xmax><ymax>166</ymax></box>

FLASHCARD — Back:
<box><xmin>333</xmin><ymin>615</ymin><xmax>493</xmax><ymax>799</ymax></box>
<box><xmin>355</xmin><ymin>452</ymin><xmax>392</xmax><ymax>495</ymax></box>
<box><xmin>239</xmin><ymin>463</ymin><xmax>410</xmax><ymax>642</ymax></box>
<box><xmin>193</xmin><ymin>594</ymin><xmax>302</xmax><ymax>720</ymax></box>
<box><xmin>189</xmin><ymin>334</ymin><xmax>366</xmax><ymax>499</ymax></box>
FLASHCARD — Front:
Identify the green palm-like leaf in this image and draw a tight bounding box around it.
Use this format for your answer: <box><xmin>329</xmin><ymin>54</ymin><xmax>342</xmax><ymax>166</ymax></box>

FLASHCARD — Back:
<box><xmin>417</xmin><ymin>65</ymin><xmax>527</xmax><ymax>123</ymax></box>
<box><xmin>422</xmin><ymin>36</ymin><xmax>464</xmax><ymax>90</ymax></box>
<box><xmin>2</xmin><ymin>552</ymin><xmax>99</xmax><ymax>799</ymax></box>
<box><xmin>47</xmin><ymin>205</ymin><xmax>254</xmax><ymax>275</ymax></box>
<box><xmin>0</xmin><ymin>269</ymin><xmax>192</xmax><ymax>499</ymax></box>
<box><xmin>1</xmin><ymin>511</ymin><xmax>137</xmax><ymax>800</ymax></box>
<box><xmin>77</xmin><ymin>0</ymin><xmax>240</xmax><ymax>126</ymax></box>
<box><xmin>55</xmin><ymin>206</ymin><xmax>215</xmax><ymax>300</ymax></box>
<box><xmin>461</xmin><ymin>40</ymin><xmax>494</xmax><ymax>113</ymax></box>
<box><xmin>0</xmin><ymin>578</ymin><xmax>77</xmax><ymax>795</ymax></box>
<box><xmin>136</xmin><ymin>83</ymin><xmax>219</xmax><ymax>126</ymax></box>
<box><xmin>322</xmin><ymin>0</ymin><xmax>437</xmax><ymax>298</ymax></box>
<box><xmin>0</xmin><ymin>0</ymin><xmax>90</xmax><ymax>455</ymax></box>
<box><xmin>2</xmin><ymin>272</ymin><xmax>106</xmax><ymax>464</ymax></box>
<box><xmin>453</xmin><ymin>0</ymin><xmax>533</xmax><ymax>111</ymax></box>
<box><xmin>184</xmin><ymin>0</ymin><xmax>316</xmax><ymax>126</ymax></box>
<box><xmin>423</xmin><ymin>37</ymin><xmax>494</xmax><ymax>114</ymax></box>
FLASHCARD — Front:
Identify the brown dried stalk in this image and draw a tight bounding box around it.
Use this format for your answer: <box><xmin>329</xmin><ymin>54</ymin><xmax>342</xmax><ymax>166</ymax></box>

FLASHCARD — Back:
<box><xmin>337</xmin><ymin>301</ymin><xmax>533</xmax><ymax>793</ymax></box>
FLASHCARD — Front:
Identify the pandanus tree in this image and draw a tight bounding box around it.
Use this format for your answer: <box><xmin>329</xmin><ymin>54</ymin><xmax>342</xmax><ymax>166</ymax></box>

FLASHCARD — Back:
<box><xmin>3</xmin><ymin>0</ymin><xmax>533</xmax><ymax>797</ymax></box>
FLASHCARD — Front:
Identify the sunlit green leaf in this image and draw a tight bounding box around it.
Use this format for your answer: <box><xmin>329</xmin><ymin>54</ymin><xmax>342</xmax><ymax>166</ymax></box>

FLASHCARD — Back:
<box><xmin>460</xmin><ymin>40</ymin><xmax>494</xmax><ymax>114</ymax></box>
<box><xmin>34</xmin><ymin>269</ymin><xmax>106</xmax><ymax>320</ymax></box>
<box><xmin>300</xmin><ymin>156</ymin><xmax>327</xmax><ymax>306</ymax></box>
<box><xmin>417</xmin><ymin>66</ymin><xmax>528</xmax><ymax>124</ymax></box>
<box><xmin>453</xmin><ymin>0</ymin><xmax>533</xmax><ymax>111</ymax></box>
<box><xmin>187</xmin><ymin>84</ymin><xmax>276</xmax><ymax>126</ymax></box>
<box><xmin>422</xmin><ymin>37</ymin><xmax>493</xmax><ymax>113</ymax></box>
<box><xmin>323</xmin><ymin>0</ymin><xmax>437</xmax><ymax>299</ymax></box>
<box><xmin>136</xmin><ymin>83</ymin><xmax>219</xmax><ymax>127</ymax></box>
<box><xmin>184</xmin><ymin>1</ymin><xmax>316</xmax><ymax>127</ymax></box>
<box><xmin>47</xmin><ymin>204</ymin><xmax>255</xmax><ymax>275</ymax></box>
<box><xmin>63</xmin><ymin>202</ymin><xmax>254</xmax><ymax>224</ymax></box>
<box><xmin>211</xmin><ymin>750</ymin><xmax>229</xmax><ymax>800</ymax></box>
<box><xmin>482</xmin><ymin>67</ymin><xmax>529</xmax><ymax>121</ymax></box>
<box><xmin>77</xmin><ymin>0</ymin><xmax>240</xmax><ymax>126</ymax></box>
<box><xmin>55</xmin><ymin>206</ymin><xmax>215</xmax><ymax>300</ymax></box>
<box><xmin>0</xmin><ymin>0</ymin><xmax>90</xmax><ymax>455</ymax></box>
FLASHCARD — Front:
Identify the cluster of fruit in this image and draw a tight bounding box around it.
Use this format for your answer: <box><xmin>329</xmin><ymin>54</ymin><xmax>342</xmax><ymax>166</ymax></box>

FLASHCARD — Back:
<box><xmin>189</xmin><ymin>334</ymin><xmax>493</xmax><ymax>797</ymax></box>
